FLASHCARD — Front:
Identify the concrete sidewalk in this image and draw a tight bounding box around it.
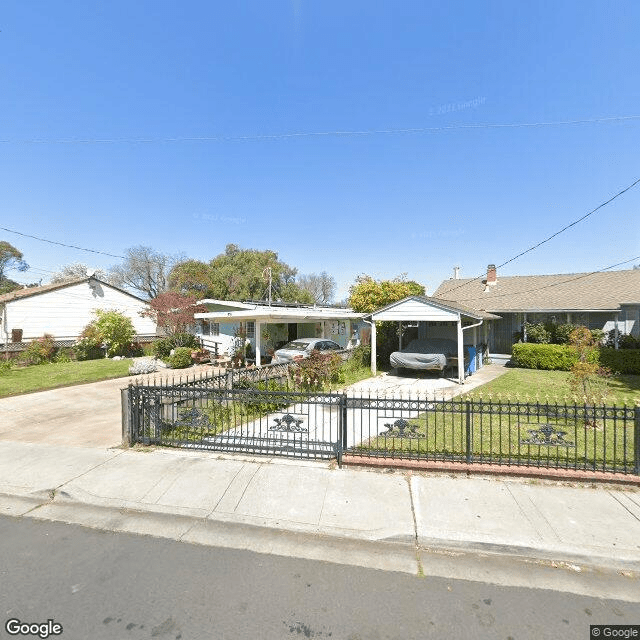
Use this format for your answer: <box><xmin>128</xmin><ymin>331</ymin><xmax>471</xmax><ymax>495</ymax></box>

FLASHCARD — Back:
<box><xmin>1</xmin><ymin>440</ymin><xmax>639</xmax><ymax>595</ymax></box>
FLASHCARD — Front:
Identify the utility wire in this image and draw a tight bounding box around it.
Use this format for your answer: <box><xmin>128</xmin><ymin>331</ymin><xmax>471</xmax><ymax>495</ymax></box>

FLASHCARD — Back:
<box><xmin>451</xmin><ymin>254</ymin><xmax>640</xmax><ymax>304</ymax></box>
<box><xmin>0</xmin><ymin>226</ymin><xmax>124</xmax><ymax>259</ymax></box>
<box><xmin>1</xmin><ymin>115</ymin><xmax>640</xmax><ymax>145</ymax></box>
<box><xmin>433</xmin><ymin>176</ymin><xmax>640</xmax><ymax>298</ymax></box>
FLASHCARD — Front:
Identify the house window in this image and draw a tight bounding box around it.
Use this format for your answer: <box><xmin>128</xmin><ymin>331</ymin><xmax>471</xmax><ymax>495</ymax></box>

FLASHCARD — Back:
<box><xmin>211</xmin><ymin>322</ymin><xmax>220</xmax><ymax>336</ymax></box>
<box><xmin>246</xmin><ymin>321</ymin><xmax>255</xmax><ymax>339</ymax></box>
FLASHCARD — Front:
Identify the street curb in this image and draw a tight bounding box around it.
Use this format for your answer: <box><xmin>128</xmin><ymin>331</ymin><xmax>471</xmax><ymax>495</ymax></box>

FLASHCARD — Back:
<box><xmin>3</xmin><ymin>491</ymin><xmax>639</xmax><ymax>580</ymax></box>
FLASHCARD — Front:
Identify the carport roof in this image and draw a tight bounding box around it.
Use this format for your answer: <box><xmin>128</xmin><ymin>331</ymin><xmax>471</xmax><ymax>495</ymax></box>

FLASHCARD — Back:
<box><xmin>367</xmin><ymin>296</ymin><xmax>501</xmax><ymax>321</ymax></box>
<box><xmin>195</xmin><ymin>302</ymin><xmax>363</xmax><ymax>324</ymax></box>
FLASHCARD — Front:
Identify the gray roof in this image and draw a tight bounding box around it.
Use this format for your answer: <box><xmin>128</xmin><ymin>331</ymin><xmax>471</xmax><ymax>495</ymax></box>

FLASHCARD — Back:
<box><xmin>432</xmin><ymin>269</ymin><xmax>640</xmax><ymax>312</ymax></box>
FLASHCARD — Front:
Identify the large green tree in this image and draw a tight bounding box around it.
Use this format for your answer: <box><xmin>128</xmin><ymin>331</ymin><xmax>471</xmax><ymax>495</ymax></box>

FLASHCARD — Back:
<box><xmin>348</xmin><ymin>274</ymin><xmax>425</xmax><ymax>368</ymax></box>
<box><xmin>348</xmin><ymin>274</ymin><xmax>425</xmax><ymax>313</ymax></box>
<box><xmin>0</xmin><ymin>241</ymin><xmax>29</xmax><ymax>294</ymax></box>
<box><xmin>169</xmin><ymin>244</ymin><xmax>314</xmax><ymax>303</ymax></box>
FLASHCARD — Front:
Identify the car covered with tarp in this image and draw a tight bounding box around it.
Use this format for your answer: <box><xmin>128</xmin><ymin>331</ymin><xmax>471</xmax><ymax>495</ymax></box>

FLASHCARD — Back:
<box><xmin>390</xmin><ymin>338</ymin><xmax>458</xmax><ymax>372</ymax></box>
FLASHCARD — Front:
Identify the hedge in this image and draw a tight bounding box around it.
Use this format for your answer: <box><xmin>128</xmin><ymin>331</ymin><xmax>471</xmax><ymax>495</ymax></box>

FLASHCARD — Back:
<box><xmin>598</xmin><ymin>348</ymin><xmax>640</xmax><ymax>375</ymax></box>
<box><xmin>511</xmin><ymin>343</ymin><xmax>596</xmax><ymax>371</ymax></box>
<box><xmin>512</xmin><ymin>344</ymin><xmax>640</xmax><ymax>374</ymax></box>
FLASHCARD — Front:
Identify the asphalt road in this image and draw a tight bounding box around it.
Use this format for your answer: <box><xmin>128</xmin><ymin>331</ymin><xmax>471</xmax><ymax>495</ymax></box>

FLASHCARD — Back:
<box><xmin>0</xmin><ymin>515</ymin><xmax>638</xmax><ymax>640</ymax></box>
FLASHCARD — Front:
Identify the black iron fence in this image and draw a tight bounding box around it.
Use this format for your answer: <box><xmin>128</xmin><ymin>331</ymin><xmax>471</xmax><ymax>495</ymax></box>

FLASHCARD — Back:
<box><xmin>126</xmin><ymin>381</ymin><xmax>345</xmax><ymax>462</ymax></box>
<box><xmin>123</xmin><ymin>374</ymin><xmax>640</xmax><ymax>475</ymax></box>
<box><xmin>344</xmin><ymin>396</ymin><xmax>640</xmax><ymax>475</ymax></box>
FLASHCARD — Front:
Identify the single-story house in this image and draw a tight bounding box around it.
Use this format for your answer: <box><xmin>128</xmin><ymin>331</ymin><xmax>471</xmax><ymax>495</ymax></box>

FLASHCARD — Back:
<box><xmin>365</xmin><ymin>296</ymin><xmax>500</xmax><ymax>383</ymax></box>
<box><xmin>193</xmin><ymin>299</ymin><xmax>365</xmax><ymax>365</ymax></box>
<box><xmin>432</xmin><ymin>265</ymin><xmax>640</xmax><ymax>353</ymax></box>
<box><xmin>0</xmin><ymin>276</ymin><xmax>157</xmax><ymax>349</ymax></box>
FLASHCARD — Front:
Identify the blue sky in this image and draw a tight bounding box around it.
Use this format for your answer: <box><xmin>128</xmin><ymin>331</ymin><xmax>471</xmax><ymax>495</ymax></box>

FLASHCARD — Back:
<box><xmin>1</xmin><ymin>1</ymin><xmax>639</xmax><ymax>300</ymax></box>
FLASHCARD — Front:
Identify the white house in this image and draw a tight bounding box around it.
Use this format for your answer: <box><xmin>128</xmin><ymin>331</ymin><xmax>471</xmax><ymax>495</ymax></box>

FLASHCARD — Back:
<box><xmin>0</xmin><ymin>276</ymin><xmax>157</xmax><ymax>346</ymax></box>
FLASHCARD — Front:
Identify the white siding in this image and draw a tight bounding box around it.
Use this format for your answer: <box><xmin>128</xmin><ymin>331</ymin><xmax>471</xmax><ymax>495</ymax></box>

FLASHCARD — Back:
<box><xmin>372</xmin><ymin>299</ymin><xmax>458</xmax><ymax>322</ymax></box>
<box><xmin>4</xmin><ymin>280</ymin><xmax>156</xmax><ymax>341</ymax></box>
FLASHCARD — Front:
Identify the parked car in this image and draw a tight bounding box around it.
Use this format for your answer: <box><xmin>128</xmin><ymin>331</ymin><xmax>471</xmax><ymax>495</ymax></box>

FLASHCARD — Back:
<box><xmin>272</xmin><ymin>338</ymin><xmax>342</xmax><ymax>363</ymax></box>
<box><xmin>389</xmin><ymin>338</ymin><xmax>458</xmax><ymax>374</ymax></box>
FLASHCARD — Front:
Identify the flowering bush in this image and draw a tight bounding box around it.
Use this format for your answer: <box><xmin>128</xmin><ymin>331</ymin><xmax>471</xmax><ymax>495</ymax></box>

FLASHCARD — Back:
<box><xmin>22</xmin><ymin>334</ymin><xmax>56</xmax><ymax>365</ymax></box>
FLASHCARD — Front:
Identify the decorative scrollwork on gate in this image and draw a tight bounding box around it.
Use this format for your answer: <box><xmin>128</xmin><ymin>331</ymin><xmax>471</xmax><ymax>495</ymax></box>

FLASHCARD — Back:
<box><xmin>520</xmin><ymin>424</ymin><xmax>574</xmax><ymax>447</ymax></box>
<box><xmin>269</xmin><ymin>413</ymin><xmax>308</xmax><ymax>432</ymax></box>
<box><xmin>382</xmin><ymin>418</ymin><xmax>421</xmax><ymax>438</ymax></box>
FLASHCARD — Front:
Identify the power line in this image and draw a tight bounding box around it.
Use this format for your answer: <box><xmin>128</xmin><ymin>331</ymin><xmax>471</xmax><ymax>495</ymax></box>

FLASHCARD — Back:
<box><xmin>1</xmin><ymin>114</ymin><xmax>640</xmax><ymax>145</ymax></box>
<box><xmin>433</xmin><ymin>175</ymin><xmax>640</xmax><ymax>298</ymax></box>
<box><xmin>0</xmin><ymin>227</ymin><xmax>124</xmax><ymax>259</ymax></box>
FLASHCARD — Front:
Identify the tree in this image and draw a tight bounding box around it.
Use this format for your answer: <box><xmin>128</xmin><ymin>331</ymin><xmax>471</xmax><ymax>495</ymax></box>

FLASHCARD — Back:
<box><xmin>297</xmin><ymin>272</ymin><xmax>337</xmax><ymax>305</ymax></box>
<box><xmin>0</xmin><ymin>241</ymin><xmax>29</xmax><ymax>294</ymax></box>
<box><xmin>168</xmin><ymin>260</ymin><xmax>215</xmax><ymax>298</ymax></box>
<box><xmin>348</xmin><ymin>274</ymin><xmax>425</xmax><ymax>313</ymax></box>
<box><xmin>110</xmin><ymin>246</ymin><xmax>180</xmax><ymax>299</ymax></box>
<box><xmin>568</xmin><ymin>326</ymin><xmax>610</xmax><ymax>405</ymax></box>
<box><xmin>50</xmin><ymin>262</ymin><xmax>110</xmax><ymax>284</ymax></box>
<box><xmin>168</xmin><ymin>244</ymin><xmax>314</xmax><ymax>304</ymax></box>
<box><xmin>348</xmin><ymin>274</ymin><xmax>425</xmax><ymax>368</ymax></box>
<box><xmin>141</xmin><ymin>291</ymin><xmax>205</xmax><ymax>336</ymax></box>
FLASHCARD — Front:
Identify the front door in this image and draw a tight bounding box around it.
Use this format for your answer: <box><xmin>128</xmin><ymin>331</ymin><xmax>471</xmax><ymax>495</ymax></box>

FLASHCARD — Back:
<box><xmin>288</xmin><ymin>323</ymin><xmax>297</xmax><ymax>342</ymax></box>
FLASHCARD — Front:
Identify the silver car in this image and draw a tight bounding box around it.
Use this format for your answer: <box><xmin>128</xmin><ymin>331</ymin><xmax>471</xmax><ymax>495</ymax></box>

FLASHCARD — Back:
<box><xmin>272</xmin><ymin>337</ymin><xmax>342</xmax><ymax>363</ymax></box>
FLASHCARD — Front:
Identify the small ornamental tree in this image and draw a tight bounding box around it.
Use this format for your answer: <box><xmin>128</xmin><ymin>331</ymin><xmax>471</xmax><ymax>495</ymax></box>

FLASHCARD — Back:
<box><xmin>568</xmin><ymin>326</ymin><xmax>610</xmax><ymax>406</ymax></box>
<box><xmin>141</xmin><ymin>292</ymin><xmax>205</xmax><ymax>336</ymax></box>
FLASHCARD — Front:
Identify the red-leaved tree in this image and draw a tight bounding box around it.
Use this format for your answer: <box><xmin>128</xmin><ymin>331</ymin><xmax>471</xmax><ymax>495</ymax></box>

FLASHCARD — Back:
<box><xmin>141</xmin><ymin>292</ymin><xmax>205</xmax><ymax>336</ymax></box>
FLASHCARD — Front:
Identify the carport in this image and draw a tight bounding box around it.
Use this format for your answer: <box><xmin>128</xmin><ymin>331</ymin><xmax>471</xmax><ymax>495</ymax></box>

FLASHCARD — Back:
<box><xmin>194</xmin><ymin>303</ymin><xmax>364</xmax><ymax>365</ymax></box>
<box><xmin>366</xmin><ymin>296</ymin><xmax>500</xmax><ymax>384</ymax></box>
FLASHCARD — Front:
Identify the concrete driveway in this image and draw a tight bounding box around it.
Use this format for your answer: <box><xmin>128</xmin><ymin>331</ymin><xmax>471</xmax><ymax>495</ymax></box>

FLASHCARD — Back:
<box><xmin>0</xmin><ymin>365</ymin><xmax>220</xmax><ymax>448</ymax></box>
<box><xmin>0</xmin><ymin>363</ymin><xmax>508</xmax><ymax>449</ymax></box>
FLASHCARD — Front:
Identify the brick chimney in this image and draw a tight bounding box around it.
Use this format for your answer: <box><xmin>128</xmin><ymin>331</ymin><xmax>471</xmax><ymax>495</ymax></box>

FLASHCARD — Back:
<box><xmin>486</xmin><ymin>264</ymin><xmax>497</xmax><ymax>285</ymax></box>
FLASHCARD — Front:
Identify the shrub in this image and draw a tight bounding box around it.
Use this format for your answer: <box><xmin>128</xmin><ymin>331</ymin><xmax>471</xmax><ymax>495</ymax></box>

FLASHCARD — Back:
<box><xmin>0</xmin><ymin>359</ymin><xmax>13</xmax><ymax>375</ymax></box>
<box><xmin>128</xmin><ymin>342</ymin><xmax>145</xmax><ymax>358</ymax></box>
<box><xmin>74</xmin><ymin>320</ymin><xmax>104</xmax><ymax>360</ymax></box>
<box><xmin>22</xmin><ymin>334</ymin><xmax>56</xmax><ymax>365</ymax></box>
<box><xmin>93</xmin><ymin>309</ymin><xmax>135</xmax><ymax>357</ymax></box>
<box><xmin>166</xmin><ymin>347</ymin><xmax>193</xmax><ymax>369</ymax></box>
<box><xmin>152</xmin><ymin>333</ymin><xmax>199</xmax><ymax>359</ymax></box>
<box><xmin>604</xmin><ymin>330</ymin><xmax>640</xmax><ymax>349</ymax></box>
<box><xmin>290</xmin><ymin>351</ymin><xmax>342</xmax><ymax>389</ymax></box>
<box><xmin>348</xmin><ymin>344</ymin><xmax>371</xmax><ymax>368</ymax></box>
<box><xmin>523</xmin><ymin>323</ymin><xmax>551</xmax><ymax>344</ymax></box>
<box><xmin>552</xmin><ymin>323</ymin><xmax>579</xmax><ymax>344</ymax></box>
<box><xmin>54</xmin><ymin>348</ymin><xmax>75</xmax><ymax>363</ymax></box>
<box><xmin>598</xmin><ymin>348</ymin><xmax>640</xmax><ymax>374</ymax></box>
<box><xmin>512</xmin><ymin>343</ymin><xmax>582</xmax><ymax>371</ymax></box>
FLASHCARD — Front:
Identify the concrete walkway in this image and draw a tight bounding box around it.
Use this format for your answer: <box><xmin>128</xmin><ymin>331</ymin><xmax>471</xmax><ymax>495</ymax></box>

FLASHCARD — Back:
<box><xmin>0</xmin><ymin>439</ymin><xmax>639</xmax><ymax>601</ymax></box>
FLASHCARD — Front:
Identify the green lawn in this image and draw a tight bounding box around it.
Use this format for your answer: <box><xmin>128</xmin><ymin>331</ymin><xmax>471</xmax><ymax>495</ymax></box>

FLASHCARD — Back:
<box><xmin>465</xmin><ymin>368</ymin><xmax>640</xmax><ymax>406</ymax></box>
<box><xmin>353</xmin><ymin>368</ymin><xmax>640</xmax><ymax>472</ymax></box>
<box><xmin>0</xmin><ymin>359</ymin><xmax>133</xmax><ymax>398</ymax></box>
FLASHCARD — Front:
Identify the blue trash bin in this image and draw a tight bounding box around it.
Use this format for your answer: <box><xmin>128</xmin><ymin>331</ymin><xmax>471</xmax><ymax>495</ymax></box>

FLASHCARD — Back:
<box><xmin>466</xmin><ymin>346</ymin><xmax>477</xmax><ymax>375</ymax></box>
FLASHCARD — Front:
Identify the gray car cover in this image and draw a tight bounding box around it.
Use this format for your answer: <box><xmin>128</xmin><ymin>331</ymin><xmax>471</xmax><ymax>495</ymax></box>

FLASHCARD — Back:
<box><xmin>390</xmin><ymin>338</ymin><xmax>457</xmax><ymax>370</ymax></box>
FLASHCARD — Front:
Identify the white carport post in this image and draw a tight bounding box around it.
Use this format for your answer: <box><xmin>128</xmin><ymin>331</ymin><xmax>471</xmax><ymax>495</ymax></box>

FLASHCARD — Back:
<box><xmin>255</xmin><ymin>320</ymin><xmax>261</xmax><ymax>366</ymax></box>
<box><xmin>371</xmin><ymin>321</ymin><xmax>377</xmax><ymax>376</ymax></box>
<box><xmin>456</xmin><ymin>314</ymin><xmax>464</xmax><ymax>384</ymax></box>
